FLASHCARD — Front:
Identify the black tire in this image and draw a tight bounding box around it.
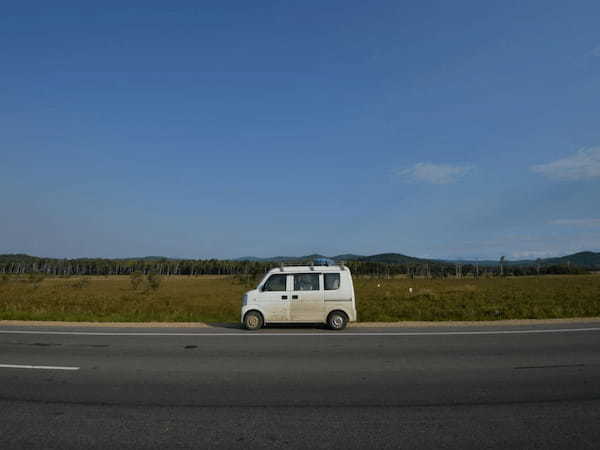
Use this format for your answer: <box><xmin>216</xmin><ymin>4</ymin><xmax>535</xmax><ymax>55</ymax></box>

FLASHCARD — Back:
<box><xmin>244</xmin><ymin>311</ymin><xmax>264</xmax><ymax>331</ymax></box>
<box><xmin>327</xmin><ymin>311</ymin><xmax>348</xmax><ymax>330</ymax></box>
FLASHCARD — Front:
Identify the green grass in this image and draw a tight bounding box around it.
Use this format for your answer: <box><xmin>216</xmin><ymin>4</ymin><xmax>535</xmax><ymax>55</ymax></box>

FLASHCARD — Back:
<box><xmin>0</xmin><ymin>274</ymin><xmax>599</xmax><ymax>322</ymax></box>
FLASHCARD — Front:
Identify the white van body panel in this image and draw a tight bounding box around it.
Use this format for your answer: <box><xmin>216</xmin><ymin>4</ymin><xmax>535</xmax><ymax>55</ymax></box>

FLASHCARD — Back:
<box><xmin>241</xmin><ymin>265</ymin><xmax>357</xmax><ymax>325</ymax></box>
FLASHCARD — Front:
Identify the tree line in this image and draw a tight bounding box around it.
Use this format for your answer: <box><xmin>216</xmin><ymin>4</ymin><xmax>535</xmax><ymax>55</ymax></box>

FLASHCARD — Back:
<box><xmin>0</xmin><ymin>254</ymin><xmax>588</xmax><ymax>278</ymax></box>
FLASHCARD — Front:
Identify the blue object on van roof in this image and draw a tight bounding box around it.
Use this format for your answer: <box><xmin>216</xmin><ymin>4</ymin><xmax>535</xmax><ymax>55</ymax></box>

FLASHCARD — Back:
<box><xmin>313</xmin><ymin>257</ymin><xmax>336</xmax><ymax>266</ymax></box>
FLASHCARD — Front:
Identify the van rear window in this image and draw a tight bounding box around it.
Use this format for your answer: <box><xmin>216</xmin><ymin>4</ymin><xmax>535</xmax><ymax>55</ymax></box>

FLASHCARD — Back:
<box><xmin>324</xmin><ymin>273</ymin><xmax>340</xmax><ymax>290</ymax></box>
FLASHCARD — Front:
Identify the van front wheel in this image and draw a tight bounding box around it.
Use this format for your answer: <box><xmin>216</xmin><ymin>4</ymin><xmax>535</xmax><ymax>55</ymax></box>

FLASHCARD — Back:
<box><xmin>244</xmin><ymin>311</ymin><xmax>264</xmax><ymax>331</ymax></box>
<box><xmin>327</xmin><ymin>311</ymin><xmax>348</xmax><ymax>330</ymax></box>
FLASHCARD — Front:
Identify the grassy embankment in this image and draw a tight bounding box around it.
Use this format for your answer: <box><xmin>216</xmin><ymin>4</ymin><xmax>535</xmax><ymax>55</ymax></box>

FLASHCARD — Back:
<box><xmin>0</xmin><ymin>274</ymin><xmax>599</xmax><ymax>323</ymax></box>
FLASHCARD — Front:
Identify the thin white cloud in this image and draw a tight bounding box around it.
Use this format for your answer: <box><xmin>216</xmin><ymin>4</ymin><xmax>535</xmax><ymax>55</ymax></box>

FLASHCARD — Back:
<box><xmin>397</xmin><ymin>162</ymin><xmax>473</xmax><ymax>184</ymax></box>
<box><xmin>531</xmin><ymin>147</ymin><xmax>600</xmax><ymax>181</ymax></box>
<box><xmin>550</xmin><ymin>218</ymin><xmax>600</xmax><ymax>227</ymax></box>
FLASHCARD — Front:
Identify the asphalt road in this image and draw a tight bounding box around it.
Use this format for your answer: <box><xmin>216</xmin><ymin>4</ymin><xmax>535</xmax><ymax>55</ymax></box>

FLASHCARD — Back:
<box><xmin>1</xmin><ymin>322</ymin><xmax>600</xmax><ymax>449</ymax></box>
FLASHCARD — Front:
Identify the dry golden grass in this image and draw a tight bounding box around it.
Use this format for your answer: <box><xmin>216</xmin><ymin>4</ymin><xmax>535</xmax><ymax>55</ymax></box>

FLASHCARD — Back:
<box><xmin>0</xmin><ymin>274</ymin><xmax>599</xmax><ymax>322</ymax></box>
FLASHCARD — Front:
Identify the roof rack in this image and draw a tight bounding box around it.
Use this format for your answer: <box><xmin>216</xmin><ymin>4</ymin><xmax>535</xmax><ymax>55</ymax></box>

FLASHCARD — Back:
<box><xmin>277</xmin><ymin>259</ymin><xmax>346</xmax><ymax>271</ymax></box>
<box><xmin>278</xmin><ymin>262</ymin><xmax>314</xmax><ymax>271</ymax></box>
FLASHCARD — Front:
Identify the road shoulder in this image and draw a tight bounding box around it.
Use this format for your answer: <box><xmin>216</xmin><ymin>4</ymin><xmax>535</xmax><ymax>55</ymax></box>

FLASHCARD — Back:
<box><xmin>1</xmin><ymin>317</ymin><xmax>599</xmax><ymax>329</ymax></box>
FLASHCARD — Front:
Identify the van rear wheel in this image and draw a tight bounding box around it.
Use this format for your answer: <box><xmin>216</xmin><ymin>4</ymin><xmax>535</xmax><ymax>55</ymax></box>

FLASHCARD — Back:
<box><xmin>244</xmin><ymin>311</ymin><xmax>263</xmax><ymax>331</ymax></box>
<box><xmin>327</xmin><ymin>311</ymin><xmax>348</xmax><ymax>330</ymax></box>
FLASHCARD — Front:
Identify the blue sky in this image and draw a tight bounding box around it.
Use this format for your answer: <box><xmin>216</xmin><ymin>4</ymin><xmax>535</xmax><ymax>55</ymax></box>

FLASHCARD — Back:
<box><xmin>1</xmin><ymin>0</ymin><xmax>599</xmax><ymax>260</ymax></box>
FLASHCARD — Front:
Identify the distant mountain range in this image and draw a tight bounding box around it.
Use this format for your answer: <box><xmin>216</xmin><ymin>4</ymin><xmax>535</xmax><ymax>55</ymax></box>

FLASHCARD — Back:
<box><xmin>234</xmin><ymin>253</ymin><xmax>421</xmax><ymax>264</ymax></box>
<box><xmin>437</xmin><ymin>251</ymin><xmax>600</xmax><ymax>268</ymax></box>
<box><xmin>235</xmin><ymin>251</ymin><xmax>600</xmax><ymax>268</ymax></box>
<box><xmin>2</xmin><ymin>251</ymin><xmax>599</xmax><ymax>269</ymax></box>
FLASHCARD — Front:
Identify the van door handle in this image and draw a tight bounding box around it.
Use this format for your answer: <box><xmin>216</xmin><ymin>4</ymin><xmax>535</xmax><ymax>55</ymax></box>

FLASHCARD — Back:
<box><xmin>281</xmin><ymin>295</ymin><xmax>288</xmax><ymax>300</ymax></box>
<box><xmin>292</xmin><ymin>295</ymin><xmax>298</xmax><ymax>300</ymax></box>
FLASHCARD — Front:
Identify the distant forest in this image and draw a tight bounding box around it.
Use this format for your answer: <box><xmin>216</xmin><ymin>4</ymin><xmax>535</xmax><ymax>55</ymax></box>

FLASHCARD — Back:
<box><xmin>0</xmin><ymin>253</ymin><xmax>595</xmax><ymax>278</ymax></box>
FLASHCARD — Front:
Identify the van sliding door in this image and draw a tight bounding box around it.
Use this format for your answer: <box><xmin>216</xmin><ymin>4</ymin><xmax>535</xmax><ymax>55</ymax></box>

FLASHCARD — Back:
<box><xmin>289</xmin><ymin>273</ymin><xmax>324</xmax><ymax>322</ymax></box>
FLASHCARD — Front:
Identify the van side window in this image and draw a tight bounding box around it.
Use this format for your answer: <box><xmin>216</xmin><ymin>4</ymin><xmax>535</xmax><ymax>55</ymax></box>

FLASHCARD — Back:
<box><xmin>262</xmin><ymin>274</ymin><xmax>287</xmax><ymax>291</ymax></box>
<box><xmin>324</xmin><ymin>273</ymin><xmax>340</xmax><ymax>290</ymax></box>
<box><xmin>293</xmin><ymin>274</ymin><xmax>320</xmax><ymax>291</ymax></box>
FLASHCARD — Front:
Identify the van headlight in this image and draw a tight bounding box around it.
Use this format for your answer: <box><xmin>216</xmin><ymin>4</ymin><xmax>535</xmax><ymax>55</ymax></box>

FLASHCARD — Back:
<box><xmin>242</xmin><ymin>294</ymin><xmax>248</xmax><ymax>306</ymax></box>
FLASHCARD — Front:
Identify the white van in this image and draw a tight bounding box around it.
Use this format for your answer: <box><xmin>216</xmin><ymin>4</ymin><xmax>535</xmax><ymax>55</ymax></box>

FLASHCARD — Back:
<box><xmin>241</xmin><ymin>263</ymin><xmax>357</xmax><ymax>330</ymax></box>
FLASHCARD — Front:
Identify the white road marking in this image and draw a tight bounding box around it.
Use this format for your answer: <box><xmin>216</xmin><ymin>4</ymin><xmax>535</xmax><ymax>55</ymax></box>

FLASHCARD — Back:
<box><xmin>0</xmin><ymin>363</ymin><xmax>79</xmax><ymax>371</ymax></box>
<box><xmin>0</xmin><ymin>327</ymin><xmax>599</xmax><ymax>336</ymax></box>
